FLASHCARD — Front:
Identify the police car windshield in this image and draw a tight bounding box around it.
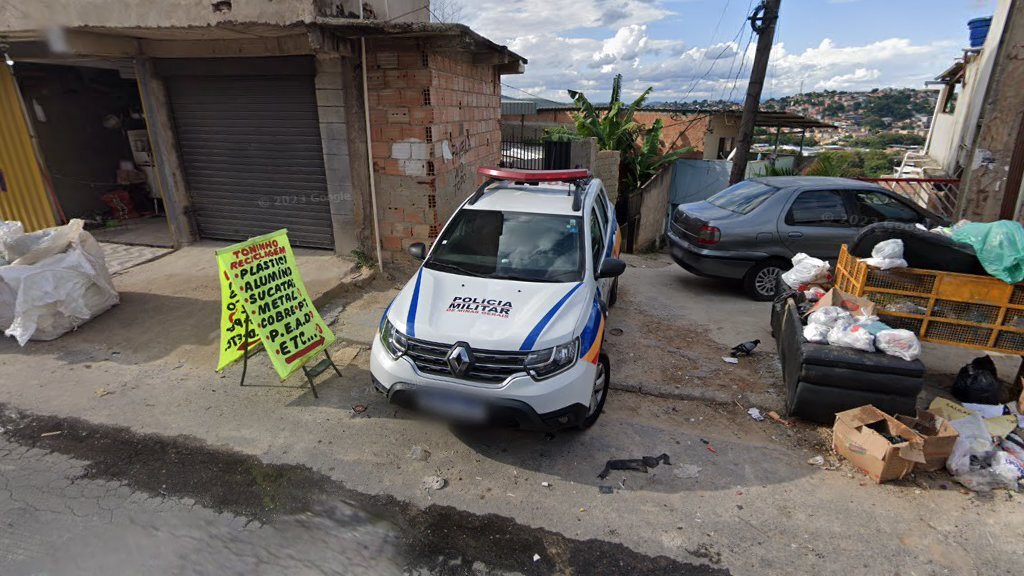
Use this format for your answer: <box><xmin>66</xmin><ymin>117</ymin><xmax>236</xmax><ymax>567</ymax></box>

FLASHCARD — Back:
<box><xmin>426</xmin><ymin>209</ymin><xmax>584</xmax><ymax>282</ymax></box>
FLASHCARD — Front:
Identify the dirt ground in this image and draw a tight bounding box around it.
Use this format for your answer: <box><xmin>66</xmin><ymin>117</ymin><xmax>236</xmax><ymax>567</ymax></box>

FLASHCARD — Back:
<box><xmin>1</xmin><ymin>250</ymin><xmax>1023</xmax><ymax>575</ymax></box>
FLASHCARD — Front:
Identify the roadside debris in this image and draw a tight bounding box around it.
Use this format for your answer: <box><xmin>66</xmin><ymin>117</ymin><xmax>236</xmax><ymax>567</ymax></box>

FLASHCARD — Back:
<box><xmin>766</xmin><ymin>411</ymin><xmax>794</xmax><ymax>428</ymax></box>
<box><xmin>408</xmin><ymin>445</ymin><xmax>431</xmax><ymax>462</ymax></box>
<box><xmin>40</xmin><ymin>431</ymin><xmax>62</xmax><ymax>437</ymax></box>
<box><xmin>952</xmin><ymin>355</ymin><xmax>1002</xmax><ymax>405</ymax></box>
<box><xmin>352</xmin><ymin>404</ymin><xmax>367</xmax><ymax>414</ymax></box>
<box><xmin>807</xmin><ymin>455</ymin><xmax>825</xmax><ymax>466</ymax></box>
<box><xmin>701</xmin><ymin>439</ymin><xmax>718</xmax><ymax>454</ymax></box>
<box><xmin>833</xmin><ymin>406</ymin><xmax>924</xmax><ymax>484</ymax></box>
<box><xmin>597</xmin><ymin>453</ymin><xmax>671</xmax><ymax>479</ymax></box>
<box><xmin>747</xmin><ymin>408</ymin><xmax>764</xmax><ymax>421</ymax></box>
<box><xmin>721</xmin><ymin>357</ymin><xmax>739</xmax><ymax>365</ymax></box>
<box><xmin>533</xmin><ymin>554</ymin><xmax>541</xmax><ymax>562</ymax></box>
<box><xmin>421</xmin><ymin>475</ymin><xmax>447</xmax><ymax>491</ymax></box>
<box><xmin>94</xmin><ymin>387</ymin><xmax>111</xmax><ymax>398</ymax></box>
<box><xmin>730</xmin><ymin>339</ymin><xmax>760</xmax><ymax>357</ymax></box>
<box><xmin>541</xmin><ymin>481</ymin><xmax>552</xmax><ymax>488</ymax></box>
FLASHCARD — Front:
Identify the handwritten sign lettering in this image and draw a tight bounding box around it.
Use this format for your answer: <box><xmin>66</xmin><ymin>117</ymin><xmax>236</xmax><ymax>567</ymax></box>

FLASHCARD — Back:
<box><xmin>215</xmin><ymin>230</ymin><xmax>335</xmax><ymax>379</ymax></box>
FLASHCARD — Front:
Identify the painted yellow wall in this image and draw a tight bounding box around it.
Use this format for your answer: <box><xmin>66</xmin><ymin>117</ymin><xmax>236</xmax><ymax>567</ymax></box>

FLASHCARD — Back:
<box><xmin>0</xmin><ymin>65</ymin><xmax>57</xmax><ymax>232</ymax></box>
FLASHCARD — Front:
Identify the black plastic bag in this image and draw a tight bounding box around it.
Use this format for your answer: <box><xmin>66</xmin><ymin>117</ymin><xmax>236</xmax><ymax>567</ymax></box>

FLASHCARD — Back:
<box><xmin>952</xmin><ymin>355</ymin><xmax>1002</xmax><ymax>404</ymax></box>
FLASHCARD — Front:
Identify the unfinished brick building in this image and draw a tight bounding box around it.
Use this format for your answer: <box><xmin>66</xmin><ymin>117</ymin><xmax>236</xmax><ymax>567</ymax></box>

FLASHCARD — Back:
<box><xmin>0</xmin><ymin>1</ymin><xmax>526</xmax><ymax>266</ymax></box>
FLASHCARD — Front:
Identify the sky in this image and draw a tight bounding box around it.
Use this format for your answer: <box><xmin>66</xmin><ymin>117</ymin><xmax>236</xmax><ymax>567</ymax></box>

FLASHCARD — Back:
<box><xmin>458</xmin><ymin>0</ymin><xmax>998</xmax><ymax>104</ymax></box>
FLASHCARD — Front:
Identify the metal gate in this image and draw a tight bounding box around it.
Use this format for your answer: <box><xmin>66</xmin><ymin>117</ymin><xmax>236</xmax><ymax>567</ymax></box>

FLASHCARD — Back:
<box><xmin>160</xmin><ymin>58</ymin><xmax>333</xmax><ymax>248</ymax></box>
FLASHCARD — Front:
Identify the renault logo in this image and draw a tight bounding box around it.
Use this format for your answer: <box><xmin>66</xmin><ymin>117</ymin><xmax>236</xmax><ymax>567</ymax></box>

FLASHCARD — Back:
<box><xmin>446</xmin><ymin>342</ymin><xmax>474</xmax><ymax>377</ymax></box>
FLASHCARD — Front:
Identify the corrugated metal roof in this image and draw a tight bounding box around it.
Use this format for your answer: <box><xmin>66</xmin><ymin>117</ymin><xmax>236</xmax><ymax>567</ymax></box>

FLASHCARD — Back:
<box><xmin>501</xmin><ymin>100</ymin><xmax>536</xmax><ymax>115</ymax></box>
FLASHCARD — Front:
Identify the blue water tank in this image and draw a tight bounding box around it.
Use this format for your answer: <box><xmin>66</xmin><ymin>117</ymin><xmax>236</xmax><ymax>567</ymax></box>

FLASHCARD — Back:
<box><xmin>969</xmin><ymin>16</ymin><xmax>992</xmax><ymax>48</ymax></box>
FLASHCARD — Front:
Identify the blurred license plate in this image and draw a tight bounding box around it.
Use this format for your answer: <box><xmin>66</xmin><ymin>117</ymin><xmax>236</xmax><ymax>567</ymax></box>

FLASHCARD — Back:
<box><xmin>417</xmin><ymin>391</ymin><xmax>487</xmax><ymax>423</ymax></box>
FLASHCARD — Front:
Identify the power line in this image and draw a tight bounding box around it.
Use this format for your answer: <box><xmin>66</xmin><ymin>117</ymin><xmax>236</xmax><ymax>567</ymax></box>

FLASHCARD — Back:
<box><xmin>726</xmin><ymin>27</ymin><xmax>756</xmax><ymax>103</ymax></box>
<box><xmin>501</xmin><ymin>81</ymin><xmax>552</xmax><ymax>101</ymax></box>
<box><xmin>676</xmin><ymin>0</ymin><xmax>759</xmax><ymax>104</ymax></box>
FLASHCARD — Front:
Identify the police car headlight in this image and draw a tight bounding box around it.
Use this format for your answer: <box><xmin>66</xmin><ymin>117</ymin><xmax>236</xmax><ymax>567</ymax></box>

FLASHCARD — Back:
<box><xmin>379</xmin><ymin>317</ymin><xmax>408</xmax><ymax>359</ymax></box>
<box><xmin>525</xmin><ymin>338</ymin><xmax>579</xmax><ymax>380</ymax></box>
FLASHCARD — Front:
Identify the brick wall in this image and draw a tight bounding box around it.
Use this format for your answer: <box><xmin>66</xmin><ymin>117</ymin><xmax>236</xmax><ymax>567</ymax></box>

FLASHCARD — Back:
<box><xmin>503</xmin><ymin>109</ymin><xmax>709</xmax><ymax>157</ymax></box>
<box><xmin>365</xmin><ymin>39</ymin><xmax>502</xmax><ymax>262</ymax></box>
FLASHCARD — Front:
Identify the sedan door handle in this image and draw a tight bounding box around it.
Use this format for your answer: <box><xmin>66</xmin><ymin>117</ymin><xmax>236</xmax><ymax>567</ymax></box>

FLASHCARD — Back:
<box><xmin>787</xmin><ymin>232</ymin><xmax>804</xmax><ymax>239</ymax></box>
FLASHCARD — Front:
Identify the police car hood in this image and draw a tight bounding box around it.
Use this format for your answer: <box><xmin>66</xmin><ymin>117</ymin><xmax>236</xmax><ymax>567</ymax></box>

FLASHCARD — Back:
<box><xmin>389</xmin><ymin>267</ymin><xmax>587</xmax><ymax>351</ymax></box>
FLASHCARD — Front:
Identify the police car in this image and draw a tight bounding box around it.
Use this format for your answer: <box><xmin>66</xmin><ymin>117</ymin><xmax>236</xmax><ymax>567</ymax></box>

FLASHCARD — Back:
<box><xmin>371</xmin><ymin>167</ymin><xmax>625</xmax><ymax>430</ymax></box>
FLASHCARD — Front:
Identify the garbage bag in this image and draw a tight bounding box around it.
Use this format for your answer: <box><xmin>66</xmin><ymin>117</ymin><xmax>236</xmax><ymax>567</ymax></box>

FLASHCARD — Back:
<box><xmin>952</xmin><ymin>355</ymin><xmax>1002</xmax><ymax>405</ymax></box>
<box><xmin>781</xmin><ymin>253</ymin><xmax>831</xmax><ymax>289</ymax></box>
<box><xmin>803</xmin><ymin>323</ymin><xmax>830</xmax><ymax>344</ymax></box>
<box><xmin>951</xmin><ymin>220</ymin><xmax>1024</xmax><ymax>283</ymax></box>
<box><xmin>948</xmin><ymin>415</ymin><xmax>1020</xmax><ymax>491</ymax></box>
<box><xmin>0</xmin><ymin>220</ymin><xmax>24</xmax><ymax>263</ymax></box>
<box><xmin>827</xmin><ymin>322</ymin><xmax>875</xmax><ymax>352</ymax></box>
<box><xmin>0</xmin><ymin>219</ymin><xmax>119</xmax><ymax>345</ymax></box>
<box><xmin>861</xmin><ymin>239</ymin><xmax>908</xmax><ymax>270</ymax></box>
<box><xmin>807</xmin><ymin>306</ymin><xmax>852</xmax><ymax>329</ymax></box>
<box><xmin>875</xmin><ymin>329</ymin><xmax>922</xmax><ymax>361</ymax></box>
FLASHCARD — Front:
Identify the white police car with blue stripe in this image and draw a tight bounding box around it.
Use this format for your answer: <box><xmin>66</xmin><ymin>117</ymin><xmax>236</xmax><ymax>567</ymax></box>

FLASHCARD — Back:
<box><xmin>370</xmin><ymin>167</ymin><xmax>626</xmax><ymax>430</ymax></box>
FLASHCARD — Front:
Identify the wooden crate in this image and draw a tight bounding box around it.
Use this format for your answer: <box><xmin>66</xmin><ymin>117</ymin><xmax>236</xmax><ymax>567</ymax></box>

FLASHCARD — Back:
<box><xmin>835</xmin><ymin>245</ymin><xmax>1024</xmax><ymax>354</ymax></box>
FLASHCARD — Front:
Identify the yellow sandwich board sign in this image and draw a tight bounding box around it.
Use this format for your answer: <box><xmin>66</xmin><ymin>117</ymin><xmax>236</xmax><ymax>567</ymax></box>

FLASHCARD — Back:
<box><xmin>215</xmin><ymin>229</ymin><xmax>335</xmax><ymax>380</ymax></box>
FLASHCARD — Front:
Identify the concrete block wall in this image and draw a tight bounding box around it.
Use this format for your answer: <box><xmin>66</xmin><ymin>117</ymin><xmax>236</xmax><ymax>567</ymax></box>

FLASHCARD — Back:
<box><xmin>595</xmin><ymin>150</ymin><xmax>621</xmax><ymax>204</ymax></box>
<box><xmin>365</xmin><ymin>39</ymin><xmax>502</xmax><ymax>262</ymax></box>
<box><xmin>634</xmin><ymin>166</ymin><xmax>673</xmax><ymax>252</ymax></box>
<box><xmin>315</xmin><ymin>53</ymin><xmax>358</xmax><ymax>254</ymax></box>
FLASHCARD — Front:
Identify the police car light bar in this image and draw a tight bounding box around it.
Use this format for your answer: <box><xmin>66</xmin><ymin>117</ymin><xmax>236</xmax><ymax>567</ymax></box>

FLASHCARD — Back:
<box><xmin>469</xmin><ymin>167</ymin><xmax>592</xmax><ymax>210</ymax></box>
<box><xmin>477</xmin><ymin>167</ymin><xmax>591</xmax><ymax>182</ymax></box>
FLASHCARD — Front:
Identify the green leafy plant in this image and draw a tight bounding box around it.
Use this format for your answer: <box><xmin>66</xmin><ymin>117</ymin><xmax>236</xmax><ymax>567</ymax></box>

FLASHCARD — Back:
<box><xmin>541</xmin><ymin>125</ymin><xmax>579</xmax><ymax>142</ymax></box>
<box><xmin>350</xmin><ymin>249</ymin><xmax>376</xmax><ymax>270</ymax></box>
<box><xmin>628</xmin><ymin>118</ymin><xmax>694</xmax><ymax>190</ymax></box>
<box><xmin>567</xmin><ymin>74</ymin><xmax>693</xmax><ymax>192</ymax></box>
<box><xmin>764</xmin><ymin>163</ymin><xmax>799</xmax><ymax>177</ymax></box>
<box><xmin>803</xmin><ymin>152</ymin><xmax>855</xmax><ymax>177</ymax></box>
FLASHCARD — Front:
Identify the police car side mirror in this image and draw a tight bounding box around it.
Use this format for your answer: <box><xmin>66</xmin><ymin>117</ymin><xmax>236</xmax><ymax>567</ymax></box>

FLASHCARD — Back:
<box><xmin>408</xmin><ymin>242</ymin><xmax>426</xmax><ymax>260</ymax></box>
<box><xmin>598</xmin><ymin>258</ymin><xmax>626</xmax><ymax>279</ymax></box>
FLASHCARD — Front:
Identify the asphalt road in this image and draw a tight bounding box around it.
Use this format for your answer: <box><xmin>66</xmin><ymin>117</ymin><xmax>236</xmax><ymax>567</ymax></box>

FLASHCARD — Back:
<box><xmin>1</xmin><ymin>252</ymin><xmax>1022</xmax><ymax>575</ymax></box>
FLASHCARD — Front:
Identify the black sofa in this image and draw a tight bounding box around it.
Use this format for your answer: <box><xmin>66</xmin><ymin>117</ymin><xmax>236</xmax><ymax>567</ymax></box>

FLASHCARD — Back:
<box><xmin>776</xmin><ymin>299</ymin><xmax>925</xmax><ymax>424</ymax></box>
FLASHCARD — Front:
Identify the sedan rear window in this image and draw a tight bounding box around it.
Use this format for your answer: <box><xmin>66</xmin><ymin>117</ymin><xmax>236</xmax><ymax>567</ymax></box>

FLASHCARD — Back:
<box><xmin>707</xmin><ymin>181</ymin><xmax>776</xmax><ymax>214</ymax></box>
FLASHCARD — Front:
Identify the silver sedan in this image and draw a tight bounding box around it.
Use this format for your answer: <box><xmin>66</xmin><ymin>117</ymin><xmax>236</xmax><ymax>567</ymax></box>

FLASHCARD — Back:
<box><xmin>666</xmin><ymin>176</ymin><xmax>947</xmax><ymax>300</ymax></box>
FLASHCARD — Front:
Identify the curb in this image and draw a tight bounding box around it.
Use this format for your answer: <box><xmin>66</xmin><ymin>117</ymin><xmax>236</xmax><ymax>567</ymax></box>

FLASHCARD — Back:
<box><xmin>610</xmin><ymin>380</ymin><xmax>784</xmax><ymax>411</ymax></box>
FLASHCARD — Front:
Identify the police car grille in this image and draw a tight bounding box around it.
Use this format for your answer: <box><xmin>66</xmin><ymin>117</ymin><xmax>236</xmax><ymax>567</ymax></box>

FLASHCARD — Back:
<box><xmin>405</xmin><ymin>339</ymin><xmax>528</xmax><ymax>383</ymax></box>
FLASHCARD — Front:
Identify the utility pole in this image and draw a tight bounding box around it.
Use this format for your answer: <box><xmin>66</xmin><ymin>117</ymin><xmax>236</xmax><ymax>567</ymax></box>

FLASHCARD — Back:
<box><xmin>729</xmin><ymin>0</ymin><xmax>781</xmax><ymax>184</ymax></box>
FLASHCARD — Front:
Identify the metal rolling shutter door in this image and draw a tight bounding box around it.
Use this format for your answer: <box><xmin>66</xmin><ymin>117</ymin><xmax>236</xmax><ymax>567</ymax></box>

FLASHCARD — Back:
<box><xmin>164</xmin><ymin>59</ymin><xmax>333</xmax><ymax>248</ymax></box>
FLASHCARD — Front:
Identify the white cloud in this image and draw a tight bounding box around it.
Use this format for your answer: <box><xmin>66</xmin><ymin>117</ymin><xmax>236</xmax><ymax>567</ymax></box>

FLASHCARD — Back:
<box><xmin>464</xmin><ymin>0</ymin><xmax>959</xmax><ymax>103</ymax></box>
<box><xmin>591</xmin><ymin>24</ymin><xmax>649</xmax><ymax>68</ymax></box>
<box><xmin>816</xmin><ymin>68</ymin><xmax>882</xmax><ymax>90</ymax></box>
<box><xmin>464</xmin><ymin>0</ymin><xmax>672</xmax><ymax>40</ymax></box>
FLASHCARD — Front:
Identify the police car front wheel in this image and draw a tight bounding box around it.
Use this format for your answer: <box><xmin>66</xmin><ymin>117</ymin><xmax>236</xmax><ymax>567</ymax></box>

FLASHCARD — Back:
<box><xmin>577</xmin><ymin>353</ymin><xmax>610</xmax><ymax>430</ymax></box>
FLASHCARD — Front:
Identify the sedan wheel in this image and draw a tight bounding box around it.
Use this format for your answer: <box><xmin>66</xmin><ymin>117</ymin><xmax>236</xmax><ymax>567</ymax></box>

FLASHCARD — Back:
<box><xmin>744</xmin><ymin>261</ymin><xmax>785</xmax><ymax>301</ymax></box>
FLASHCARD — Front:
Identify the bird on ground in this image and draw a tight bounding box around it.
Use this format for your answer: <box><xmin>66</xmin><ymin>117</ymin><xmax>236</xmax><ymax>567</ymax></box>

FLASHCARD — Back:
<box><xmin>730</xmin><ymin>339</ymin><xmax>760</xmax><ymax>357</ymax></box>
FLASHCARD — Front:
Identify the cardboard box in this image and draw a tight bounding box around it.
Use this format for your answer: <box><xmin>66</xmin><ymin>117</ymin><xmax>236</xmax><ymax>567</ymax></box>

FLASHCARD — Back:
<box><xmin>833</xmin><ymin>405</ymin><xmax>926</xmax><ymax>483</ymax></box>
<box><xmin>896</xmin><ymin>409</ymin><xmax>959</xmax><ymax>472</ymax></box>
<box><xmin>806</xmin><ymin>287</ymin><xmax>876</xmax><ymax>320</ymax></box>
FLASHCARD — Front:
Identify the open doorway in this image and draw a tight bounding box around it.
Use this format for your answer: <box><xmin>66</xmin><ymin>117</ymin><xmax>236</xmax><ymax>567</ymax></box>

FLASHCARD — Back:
<box><xmin>14</xmin><ymin>61</ymin><xmax>173</xmax><ymax>248</ymax></box>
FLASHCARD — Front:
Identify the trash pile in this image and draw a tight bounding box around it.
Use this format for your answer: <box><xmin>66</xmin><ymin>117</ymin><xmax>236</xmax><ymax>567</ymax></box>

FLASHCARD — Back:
<box><xmin>831</xmin><ymin>388</ymin><xmax>1024</xmax><ymax>492</ymax></box>
<box><xmin>0</xmin><ymin>219</ymin><xmax>119</xmax><ymax>345</ymax></box>
<box><xmin>800</xmin><ymin>287</ymin><xmax>922</xmax><ymax>361</ymax></box>
<box><xmin>779</xmin><ymin>241</ymin><xmax>923</xmax><ymax>362</ymax></box>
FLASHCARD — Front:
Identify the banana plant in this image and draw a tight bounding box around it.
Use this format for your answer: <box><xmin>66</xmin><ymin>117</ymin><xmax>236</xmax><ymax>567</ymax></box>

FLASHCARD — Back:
<box><xmin>568</xmin><ymin>75</ymin><xmax>692</xmax><ymax>193</ymax></box>
<box><xmin>627</xmin><ymin>118</ymin><xmax>694</xmax><ymax>191</ymax></box>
